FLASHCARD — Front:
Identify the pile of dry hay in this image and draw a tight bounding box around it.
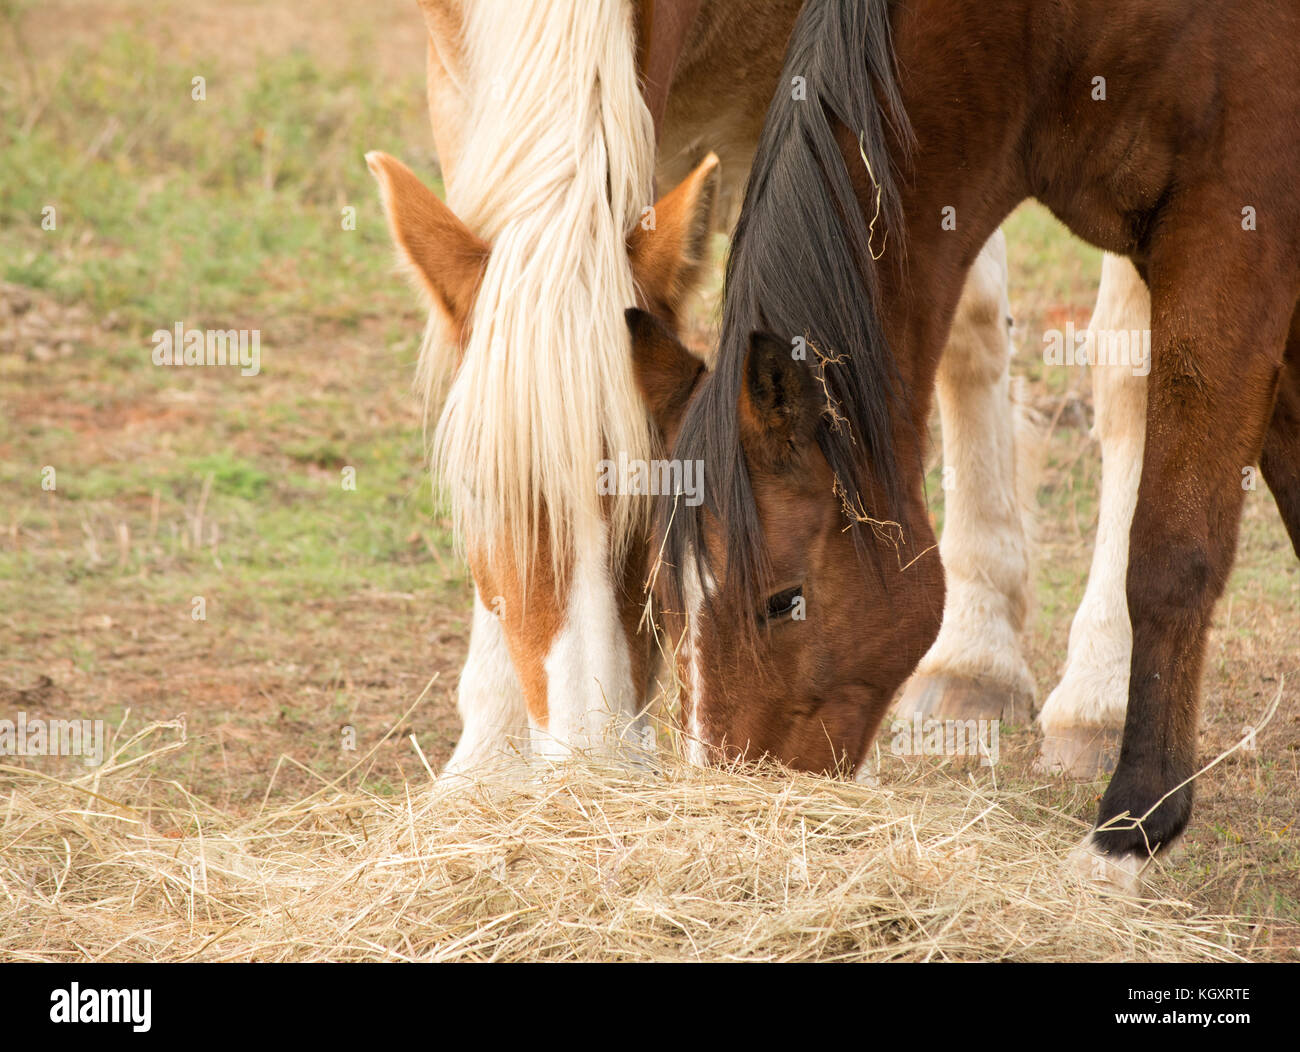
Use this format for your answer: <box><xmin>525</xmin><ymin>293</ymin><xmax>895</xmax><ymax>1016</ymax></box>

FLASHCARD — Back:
<box><xmin>0</xmin><ymin>718</ymin><xmax>1249</xmax><ymax>962</ymax></box>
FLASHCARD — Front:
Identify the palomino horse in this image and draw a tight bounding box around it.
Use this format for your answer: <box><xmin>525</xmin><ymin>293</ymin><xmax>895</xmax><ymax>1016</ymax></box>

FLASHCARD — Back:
<box><xmin>645</xmin><ymin>0</ymin><xmax>1300</xmax><ymax>888</ymax></box>
<box><xmin>385</xmin><ymin>0</ymin><xmax>1156</xmax><ymax>787</ymax></box>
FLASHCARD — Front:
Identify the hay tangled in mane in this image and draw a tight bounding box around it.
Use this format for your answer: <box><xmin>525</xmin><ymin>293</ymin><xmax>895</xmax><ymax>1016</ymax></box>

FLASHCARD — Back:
<box><xmin>662</xmin><ymin>0</ymin><xmax>915</xmax><ymax>619</ymax></box>
<box><xmin>0</xmin><ymin>717</ymin><xmax>1248</xmax><ymax>962</ymax></box>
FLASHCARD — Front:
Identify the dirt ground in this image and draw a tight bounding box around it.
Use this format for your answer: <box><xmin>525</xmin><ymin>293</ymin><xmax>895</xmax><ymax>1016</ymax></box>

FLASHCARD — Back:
<box><xmin>1</xmin><ymin>0</ymin><xmax>1297</xmax><ymax>957</ymax></box>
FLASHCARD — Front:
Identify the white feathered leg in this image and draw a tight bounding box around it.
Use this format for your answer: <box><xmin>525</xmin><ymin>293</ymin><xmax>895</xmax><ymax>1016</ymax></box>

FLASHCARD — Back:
<box><xmin>440</xmin><ymin>591</ymin><xmax>530</xmax><ymax>783</ymax></box>
<box><xmin>895</xmin><ymin>231</ymin><xmax>1041</xmax><ymax>726</ymax></box>
<box><xmin>1037</xmin><ymin>253</ymin><xmax>1150</xmax><ymax>777</ymax></box>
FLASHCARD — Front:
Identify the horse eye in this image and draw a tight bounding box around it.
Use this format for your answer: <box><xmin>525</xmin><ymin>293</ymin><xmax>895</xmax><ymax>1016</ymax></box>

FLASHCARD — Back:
<box><xmin>764</xmin><ymin>586</ymin><xmax>803</xmax><ymax>622</ymax></box>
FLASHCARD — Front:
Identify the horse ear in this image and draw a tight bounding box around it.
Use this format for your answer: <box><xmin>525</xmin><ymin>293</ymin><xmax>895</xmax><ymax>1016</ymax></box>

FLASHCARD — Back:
<box><xmin>624</xmin><ymin>308</ymin><xmax>703</xmax><ymax>434</ymax></box>
<box><xmin>628</xmin><ymin>152</ymin><xmax>719</xmax><ymax>318</ymax></box>
<box><xmin>365</xmin><ymin>150</ymin><xmax>489</xmax><ymax>342</ymax></box>
<box><xmin>739</xmin><ymin>331</ymin><xmax>820</xmax><ymax>466</ymax></box>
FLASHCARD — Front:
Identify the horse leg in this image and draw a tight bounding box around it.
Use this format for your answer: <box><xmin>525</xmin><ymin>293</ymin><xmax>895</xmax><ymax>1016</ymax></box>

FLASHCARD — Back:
<box><xmin>1038</xmin><ymin>254</ymin><xmax>1149</xmax><ymax>777</ymax></box>
<box><xmin>895</xmin><ymin>231</ymin><xmax>1039</xmax><ymax>726</ymax></box>
<box><xmin>440</xmin><ymin>591</ymin><xmax>529</xmax><ymax>781</ymax></box>
<box><xmin>1075</xmin><ymin>220</ymin><xmax>1296</xmax><ymax>892</ymax></box>
<box><xmin>1260</xmin><ymin>315</ymin><xmax>1300</xmax><ymax>557</ymax></box>
<box><xmin>532</xmin><ymin>530</ymin><xmax>645</xmax><ymax>764</ymax></box>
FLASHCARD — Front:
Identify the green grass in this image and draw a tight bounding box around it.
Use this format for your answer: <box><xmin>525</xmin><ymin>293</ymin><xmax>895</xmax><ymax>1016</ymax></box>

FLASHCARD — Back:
<box><xmin>0</xmin><ymin>28</ymin><xmax>437</xmax><ymax>332</ymax></box>
<box><xmin>0</xmin><ymin>20</ymin><xmax>462</xmax><ymax>620</ymax></box>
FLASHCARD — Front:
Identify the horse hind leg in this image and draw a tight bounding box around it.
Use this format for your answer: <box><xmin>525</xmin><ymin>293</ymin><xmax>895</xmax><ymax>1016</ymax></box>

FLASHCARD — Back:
<box><xmin>1037</xmin><ymin>254</ymin><xmax>1150</xmax><ymax>778</ymax></box>
<box><xmin>895</xmin><ymin>230</ymin><xmax>1040</xmax><ymax>728</ymax></box>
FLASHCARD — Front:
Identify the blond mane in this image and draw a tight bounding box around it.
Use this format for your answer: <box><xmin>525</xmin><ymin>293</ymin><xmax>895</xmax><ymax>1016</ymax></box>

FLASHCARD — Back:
<box><xmin>420</xmin><ymin>0</ymin><xmax>656</xmax><ymax>577</ymax></box>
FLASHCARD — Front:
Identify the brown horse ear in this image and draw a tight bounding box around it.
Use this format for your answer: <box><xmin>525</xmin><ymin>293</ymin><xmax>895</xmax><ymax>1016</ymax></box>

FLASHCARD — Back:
<box><xmin>738</xmin><ymin>331</ymin><xmax>820</xmax><ymax>467</ymax></box>
<box><xmin>365</xmin><ymin>150</ymin><xmax>489</xmax><ymax>342</ymax></box>
<box><xmin>624</xmin><ymin>307</ymin><xmax>704</xmax><ymax>434</ymax></box>
<box><xmin>628</xmin><ymin>152</ymin><xmax>719</xmax><ymax>318</ymax></box>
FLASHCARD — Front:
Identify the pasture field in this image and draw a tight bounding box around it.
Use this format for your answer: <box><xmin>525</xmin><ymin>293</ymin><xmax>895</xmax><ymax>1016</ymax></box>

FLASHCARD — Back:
<box><xmin>1</xmin><ymin>0</ymin><xmax>1297</xmax><ymax>959</ymax></box>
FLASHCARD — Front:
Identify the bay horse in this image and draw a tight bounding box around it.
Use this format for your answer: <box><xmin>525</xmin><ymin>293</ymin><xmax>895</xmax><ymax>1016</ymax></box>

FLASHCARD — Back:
<box><xmin>653</xmin><ymin>1</ymin><xmax>1161</xmax><ymax>779</ymax></box>
<box><xmin>643</xmin><ymin>0</ymin><xmax>1300</xmax><ymax>889</ymax></box>
<box><xmin>383</xmin><ymin>0</ymin><xmax>1156</xmax><ymax>790</ymax></box>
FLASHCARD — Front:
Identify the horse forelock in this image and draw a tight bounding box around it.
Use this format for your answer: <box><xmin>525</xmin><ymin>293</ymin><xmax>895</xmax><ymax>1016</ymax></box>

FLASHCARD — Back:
<box><xmin>661</xmin><ymin>0</ymin><xmax>914</xmax><ymax>629</ymax></box>
<box><xmin>421</xmin><ymin>0</ymin><xmax>656</xmax><ymax>581</ymax></box>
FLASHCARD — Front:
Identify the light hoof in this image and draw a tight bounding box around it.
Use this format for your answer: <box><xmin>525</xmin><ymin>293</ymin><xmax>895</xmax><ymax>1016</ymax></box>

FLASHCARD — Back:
<box><xmin>1067</xmin><ymin>835</ymin><xmax>1148</xmax><ymax>897</ymax></box>
<box><xmin>1035</xmin><ymin>725</ymin><xmax>1121</xmax><ymax>779</ymax></box>
<box><xmin>894</xmin><ymin>673</ymin><xmax>1034</xmax><ymax>726</ymax></box>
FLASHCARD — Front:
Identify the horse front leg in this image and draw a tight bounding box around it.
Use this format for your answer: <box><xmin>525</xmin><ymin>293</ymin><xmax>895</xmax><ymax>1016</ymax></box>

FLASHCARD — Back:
<box><xmin>895</xmin><ymin>231</ymin><xmax>1040</xmax><ymax>727</ymax></box>
<box><xmin>1038</xmin><ymin>254</ymin><xmax>1150</xmax><ymax>777</ymax></box>
<box><xmin>1074</xmin><ymin>219</ymin><xmax>1295</xmax><ymax>892</ymax></box>
<box><xmin>439</xmin><ymin>590</ymin><xmax>530</xmax><ymax>782</ymax></box>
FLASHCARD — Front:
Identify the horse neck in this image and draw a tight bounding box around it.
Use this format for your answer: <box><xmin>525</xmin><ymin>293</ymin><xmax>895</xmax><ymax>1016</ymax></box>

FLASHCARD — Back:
<box><xmin>854</xmin><ymin>0</ymin><xmax>1043</xmax><ymax>434</ymax></box>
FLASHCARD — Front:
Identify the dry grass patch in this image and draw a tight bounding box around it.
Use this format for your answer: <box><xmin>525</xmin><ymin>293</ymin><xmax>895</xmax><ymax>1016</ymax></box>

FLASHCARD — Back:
<box><xmin>0</xmin><ymin>717</ymin><xmax>1252</xmax><ymax>962</ymax></box>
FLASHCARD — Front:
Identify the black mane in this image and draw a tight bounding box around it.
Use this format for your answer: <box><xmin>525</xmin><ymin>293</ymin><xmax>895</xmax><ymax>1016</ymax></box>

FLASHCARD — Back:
<box><xmin>660</xmin><ymin>0</ymin><xmax>914</xmax><ymax>622</ymax></box>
